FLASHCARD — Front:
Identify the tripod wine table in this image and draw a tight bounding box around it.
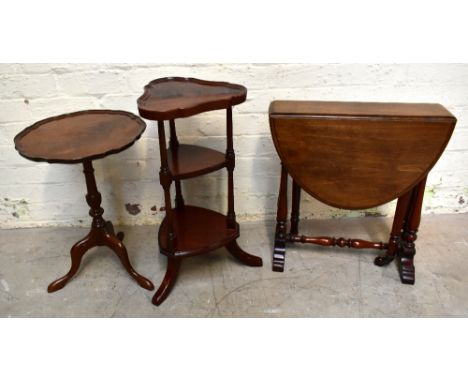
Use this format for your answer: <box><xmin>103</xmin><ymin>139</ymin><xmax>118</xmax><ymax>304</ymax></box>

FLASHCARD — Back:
<box><xmin>14</xmin><ymin>110</ymin><xmax>154</xmax><ymax>293</ymax></box>
<box><xmin>138</xmin><ymin>77</ymin><xmax>263</xmax><ymax>305</ymax></box>
<box><xmin>270</xmin><ymin>101</ymin><xmax>456</xmax><ymax>284</ymax></box>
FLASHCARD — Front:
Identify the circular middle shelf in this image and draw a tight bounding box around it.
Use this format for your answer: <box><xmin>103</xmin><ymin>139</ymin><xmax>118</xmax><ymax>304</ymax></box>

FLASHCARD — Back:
<box><xmin>168</xmin><ymin>144</ymin><xmax>226</xmax><ymax>179</ymax></box>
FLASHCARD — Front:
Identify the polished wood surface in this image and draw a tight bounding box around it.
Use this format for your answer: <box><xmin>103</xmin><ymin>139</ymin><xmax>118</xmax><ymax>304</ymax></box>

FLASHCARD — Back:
<box><xmin>168</xmin><ymin>144</ymin><xmax>226</xmax><ymax>179</ymax></box>
<box><xmin>14</xmin><ymin>110</ymin><xmax>146</xmax><ymax>164</ymax></box>
<box><xmin>269</xmin><ymin>100</ymin><xmax>455</xmax><ymax>119</ymax></box>
<box><xmin>139</xmin><ymin>80</ymin><xmax>262</xmax><ymax>305</ymax></box>
<box><xmin>270</xmin><ymin>100</ymin><xmax>456</xmax><ymax>210</ymax></box>
<box><xmin>270</xmin><ymin>100</ymin><xmax>457</xmax><ymax>284</ymax></box>
<box><xmin>48</xmin><ymin>161</ymin><xmax>154</xmax><ymax>292</ymax></box>
<box><xmin>158</xmin><ymin>205</ymin><xmax>239</xmax><ymax>257</ymax></box>
<box><xmin>14</xmin><ymin>111</ymin><xmax>154</xmax><ymax>294</ymax></box>
<box><xmin>137</xmin><ymin>77</ymin><xmax>247</xmax><ymax>120</ymax></box>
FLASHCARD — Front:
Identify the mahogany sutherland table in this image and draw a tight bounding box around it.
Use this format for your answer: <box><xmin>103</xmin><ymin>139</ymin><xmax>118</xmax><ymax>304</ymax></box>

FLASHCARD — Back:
<box><xmin>14</xmin><ymin>110</ymin><xmax>154</xmax><ymax>293</ymax></box>
<box><xmin>138</xmin><ymin>77</ymin><xmax>262</xmax><ymax>305</ymax></box>
<box><xmin>270</xmin><ymin>101</ymin><xmax>456</xmax><ymax>284</ymax></box>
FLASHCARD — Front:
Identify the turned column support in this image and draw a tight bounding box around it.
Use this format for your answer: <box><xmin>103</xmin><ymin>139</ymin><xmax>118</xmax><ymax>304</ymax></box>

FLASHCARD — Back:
<box><xmin>290</xmin><ymin>180</ymin><xmax>301</xmax><ymax>235</ymax></box>
<box><xmin>398</xmin><ymin>176</ymin><xmax>427</xmax><ymax>284</ymax></box>
<box><xmin>226</xmin><ymin>107</ymin><xmax>236</xmax><ymax>229</ymax></box>
<box><xmin>158</xmin><ymin>120</ymin><xmax>176</xmax><ymax>251</ymax></box>
<box><xmin>169</xmin><ymin>119</ymin><xmax>185</xmax><ymax>210</ymax></box>
<box><xmin>47</xmin><ymin>160</ymin><xmax>154</xmax><ymax>293</ymax></box>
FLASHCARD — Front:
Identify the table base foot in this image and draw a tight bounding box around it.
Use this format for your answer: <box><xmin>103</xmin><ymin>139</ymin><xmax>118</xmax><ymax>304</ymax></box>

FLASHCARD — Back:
<box><xmin>272</xmin><ymin>240</ymin><xmax>286</xmax><ymax>272</ymax></box>
<box><xmin>398</xmin><ymin>243</ymin><xmax>416</xmax><ymax>285</ymax></box>
<box><xmin>226</xmin><ymin>240</ymin><xmax>263</xmax><ymax>267</ymax></box>
<box><xmin>374</xmin><ymin>254</ymin><xmax>396</xmax><ymax>267</ymax></box>
<box><xmin>48</xmin><ymin>222</ymin><xmax>154</xmax><ymax>293</ymax></box>
<box><xmin>152</xmin><ymin>257</ymin><xmax>181</xmax><ymax>306</ymax></box>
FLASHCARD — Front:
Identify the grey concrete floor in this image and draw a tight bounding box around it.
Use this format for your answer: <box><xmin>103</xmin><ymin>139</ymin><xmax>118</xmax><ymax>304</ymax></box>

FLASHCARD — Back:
<box><xmin>1</xmin><ymin>213</ymin><xmax>468</xmax><ymax>317</ymax></box>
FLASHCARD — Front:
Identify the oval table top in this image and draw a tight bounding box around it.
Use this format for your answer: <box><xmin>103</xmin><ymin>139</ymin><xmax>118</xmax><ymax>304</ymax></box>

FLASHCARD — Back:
<box><xmin>14</xmin><ymin>110</ymin><xmax>146</xmax><ymax>164</ymax></box>
<box><xmin>137</xmin><ymin>77</ymin><xmax>247</xmax><ymax>120</ymax></box>
<box><xmin>270</xmin><ymin>100</ymin><xmax>457</xmax><ymax>210</ymax></box>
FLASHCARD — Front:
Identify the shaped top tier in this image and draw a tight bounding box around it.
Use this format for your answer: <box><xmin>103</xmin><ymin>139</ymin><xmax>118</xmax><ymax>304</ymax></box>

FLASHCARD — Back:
<box><xmin>14</xmin><ymin>110</ymin><xmax>146</xmax><ymax>164</ymax></box>
<box><xmin>137</xmin><ymin>77</ymin><xmax>247</xmax><ymax>120</ymax></box>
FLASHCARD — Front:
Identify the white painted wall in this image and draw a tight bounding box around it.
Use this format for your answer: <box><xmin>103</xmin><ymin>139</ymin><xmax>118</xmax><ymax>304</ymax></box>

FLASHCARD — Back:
<box><xmin>1</xmin><ymin>64</ymin><xmax>467</xmax><ymax>228</ymax></box>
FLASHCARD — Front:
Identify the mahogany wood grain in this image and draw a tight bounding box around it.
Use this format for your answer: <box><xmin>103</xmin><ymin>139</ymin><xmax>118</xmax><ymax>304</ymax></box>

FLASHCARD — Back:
<box><xmin>14</xmin><ymin>110</ymin><xmax>154</xmax><ymax>294</ymax></box>
<box><xmin>169</xmin><ymin>119</ymin><xmax>185</xmax><ymax>209</ymax></box>
<box><xmin>226</xmin><ymin>240</ymin><xmax>263</xmax><ymax>266</ymax></box>
<box><xmin>158</xmin><ymin>205</ymin><xmax>239</xmax><ymax>257</ymax></box>
<box><xmin>139</xmin><ymin>78</ymin><xmax>262</xmax><ymax>305</ymax></box>
<box><xmin>289</xmin><ymin>235</ymin><xmax>387</xmax><ymax>250</ymax></box>
<box><xmin>269</xmin><ymin>100</ymin><xmax>457</xmax><ymax>284</ymax></box>
<box><xmin>398</xmin><ymin>176</ymin><xmax>427</xmax><ymax>284</ymax></box>
<box><xmin>269</xmin><ymin>100</ymin><xmax>455</xmax><ymax>119</ymax></box>
<box><xmin>48</xmin><ymin>161</ymin><xmax>154</xmax><ymax>293</ymax></box>
<box><xmin>152</xmin><ymin>257</ymin><xmax>181</xmax><ymax>306</ymax></box>
<box><xmin>167</xmin><ymin>144</ymin><xmax>226</xmax><ymax>179</ymax></box>
<box><xmin>270</xmin><ymin>100</ymin><xmax>456</xmax><ymax>210</ymax></box>
<box><xmin>157</xmin><ymin>121</ymin><xmax>175</xmax><ymax>252</ymax></box>
<box><xmin>290</xmin><ymin>180</ymin><xmax>301</xmax><ymax>235</ymax></box>
<box><xmin>137</xmin><ymin>77</ymin><xmax>247</xmax><ymax>120</ymax></box>
<box><xmin>14</xmin><ymin>110</ymin><xmax>146</xmax><ymax>164</ymax></box>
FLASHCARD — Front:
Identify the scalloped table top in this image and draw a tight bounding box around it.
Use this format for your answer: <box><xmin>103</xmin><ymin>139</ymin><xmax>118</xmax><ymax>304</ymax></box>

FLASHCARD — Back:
<box><xmin>137</xmin><ymin>77</ymin><xmax>247</xmax><ymax>120</ymax></box>
<box><xmin>14</xmin><ymin>110</ymin><xmax>146</xmax><ymax>164</ymax></box>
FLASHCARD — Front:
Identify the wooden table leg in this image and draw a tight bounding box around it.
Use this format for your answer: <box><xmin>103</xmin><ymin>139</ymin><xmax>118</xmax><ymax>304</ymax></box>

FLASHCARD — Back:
<box><xmin>170</xmin><ymin>119</ymin><xmax>185</xmax><ymax>210</ymax></box>
<box><xmin>48</xmin><ymin>160</ymin><xmax>154</xmax><ymax>293</ymax></box>
<box><xmin>398</xmin><ymin>176</ymin><xmax>427</xmax><ymax>284</ymax></box>
<box><xmin>226</xmin><ymin>239</ymin><xmax>263</xmax><ymax>266</ymax></box>
<box><xmin>273</xmin><ymin>164</ymin><xmax>288</xmax><ymax>272</ymax></box>
<box><xmin>290</xmin><ymin>180</ymin><xmax>301</xmax><ymax>236</ymax></box>
<box><xmin>224</xmin><ymin>107</ymin><xmax>262</xmax><ymax>268</ymax></box>
<box><xmin>374</xmin><ymin>189</ymin><xmax>412</xmax><ymax>267</ymax></box>
<box><xmin>152</xmin><ymin>257</ymin><xmax>181</xmax><ymax>306</ymax></box>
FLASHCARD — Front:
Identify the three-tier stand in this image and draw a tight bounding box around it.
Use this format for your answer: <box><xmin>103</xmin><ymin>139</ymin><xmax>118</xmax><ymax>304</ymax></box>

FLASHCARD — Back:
<box><xmin>137</xmin><ymin>77</ymin><xmax>263</xmax><ymax>305</ymax></box>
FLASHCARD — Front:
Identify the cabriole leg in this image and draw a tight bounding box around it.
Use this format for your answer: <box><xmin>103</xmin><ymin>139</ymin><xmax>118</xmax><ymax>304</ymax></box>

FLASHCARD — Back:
<box><xmin>152</xmin><ymin>257</ymin><xmax>182</xmax><ymax>306</ymax></box>
<box><xmin>48</xmin><ymin>160</ymin><xmax>154</xmax><ymax>293</ymax></box>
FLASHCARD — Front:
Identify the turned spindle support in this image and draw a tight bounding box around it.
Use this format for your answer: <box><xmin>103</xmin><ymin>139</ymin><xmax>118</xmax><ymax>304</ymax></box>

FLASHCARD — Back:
<box><xmin>48</xmin><ymin>160</ymin><xmax>154</xmax><ymax>293</ymax></box>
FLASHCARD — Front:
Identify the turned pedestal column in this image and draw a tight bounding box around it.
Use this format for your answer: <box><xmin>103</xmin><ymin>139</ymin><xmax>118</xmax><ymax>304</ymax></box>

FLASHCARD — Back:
<box><xmin>14</xmin><ymin>110</ymin><xmax>154</xmax><ymax>293</ymax></box>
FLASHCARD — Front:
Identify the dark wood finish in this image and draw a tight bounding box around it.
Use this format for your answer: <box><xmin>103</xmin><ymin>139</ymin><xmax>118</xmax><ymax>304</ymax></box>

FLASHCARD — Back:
<box><xmin>14</xmin><ymin>110</ymin><xmax>154</xmax><ymax>294</ymax></box>
<box><xmin>269</xmin><ymin>100</ymin><xmax>456</xmax><ymax>118</ymax></box>
<box><xmin>374</xmin><ymin>189</ymin><xmax>413</xmax><ymax>266</ymax></box>
<box><xmin>169</xmin><ymin>119</ymin><xmax>185</xmax><ymax>209</ymax></box>
<box><xmin>158</xmin><ymin>206</ymin><xmax>239</xmax><ymax>257</ymax></box>
<box><xmin>168</xmin><ymin>144</ymin><xmax>226</xmax><ymax>179</ymax></box>
<box><xmin>137</xmin><ymin>77</ymin><xmax>247</xmax><ymax>120</ymax></box>
<box><xmin>270</xmin><ymin>101</ymin><xmax>456</xmax><ymax>284</ymax></box>
<box><xmin>139</xmin><ymin>78</ymin><xmax>262</xmax><ymax>305</ymax></box>
<box><xmin>152</xmin><ymin>257</ymin><xmax>181</xmax><ymax>306</ymax></box>
<box><xmin>398</xmin><ymin>176</ymin><xmax>427</xmax><ymax>284</ymax></box>
<box><xmin>290</xmin><ymin>180</ymin><xmax>301</xmax><ymax>235</ymax></box>
<box><xmin>226</xmin><ymin>240</ymin><xmax>263</xmax><ymax>266</ymax></box>
<box><xmin>48</xmin><ymin>161</ymin><xmax>154</xmax><ymax>292</ymax></box>
<box><xmin>226</xmin><ymin>107</ymin><xmax>236</xmax><ymax>229</ymax></box>
<box><xmin>270</xmin><ymin>100</ymin><xmax>456</xmax><ymax>210</ymax></box>
<box><xmin>273</xmin><ymin>164</ymin><xmax>288</xmax><ymax>272</ymax></box>
<box><xmin>14</xmin><ymin>110</ymin><xmax>146</xmax><ymax>164</ymax></box>
<box><xmin>157</xmin><ymin>120</ymin><xmax>175</xmax><ymax>253</ymax></box>
<box><xmin>289</xmin><ymin>235</ymin><xmax>387</xmax><ymax>250</ymax></box>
